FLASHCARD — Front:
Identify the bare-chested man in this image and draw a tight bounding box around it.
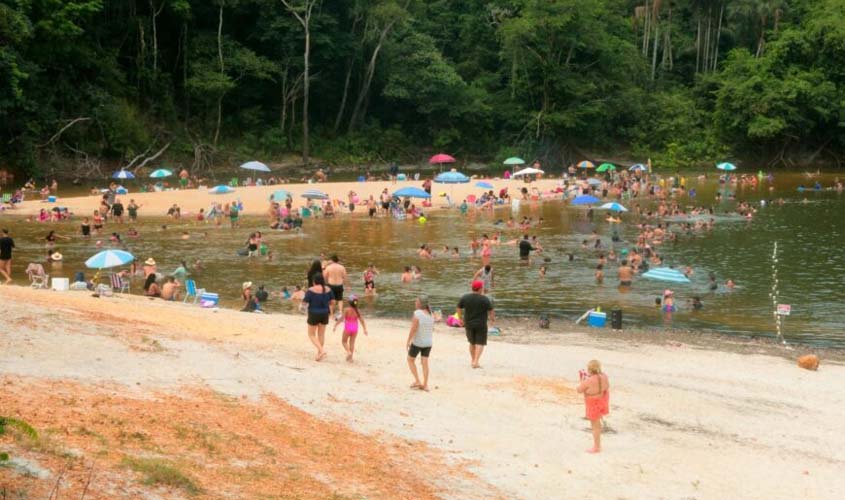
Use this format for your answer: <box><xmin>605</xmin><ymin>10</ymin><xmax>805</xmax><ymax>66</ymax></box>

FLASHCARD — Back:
<box><xmin>324</xmin><ymin>254</ymin><xmax>348</xmax><ymax>309</ymax></box>
<box><xmin>617</xmin><ymin>259</ymin><xmax>633</xmax><ymax>287</ymax></box>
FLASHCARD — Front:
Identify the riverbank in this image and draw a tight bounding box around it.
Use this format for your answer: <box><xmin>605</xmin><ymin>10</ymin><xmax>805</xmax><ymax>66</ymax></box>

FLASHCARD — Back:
<box><xmin>1</xmin><ymin>286</ymin><xmax>842</xmax><ymax>499</ymax></box>
<box><xmin>9</xmin><ymin>177</ymin><xmax>566</xmax><ymax>218</ymax></box>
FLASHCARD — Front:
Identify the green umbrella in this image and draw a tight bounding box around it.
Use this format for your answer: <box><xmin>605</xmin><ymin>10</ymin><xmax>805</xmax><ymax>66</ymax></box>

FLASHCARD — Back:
<box><xmin>503</xmin><ymin>157</ymin><xmax>526</xmax><ymax>166</ymax></box>
<box><xmin>596</xmin><ymin>163</ymin><xmax>616</xmax><ymax>173</ymax></box>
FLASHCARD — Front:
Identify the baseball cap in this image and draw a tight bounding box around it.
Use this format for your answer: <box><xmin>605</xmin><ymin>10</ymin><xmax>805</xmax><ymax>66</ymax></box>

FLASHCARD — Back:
<box><xmin>471</xmin><ymin>280</ymin><xmax>484</xmax><ymax>291</ymax></box>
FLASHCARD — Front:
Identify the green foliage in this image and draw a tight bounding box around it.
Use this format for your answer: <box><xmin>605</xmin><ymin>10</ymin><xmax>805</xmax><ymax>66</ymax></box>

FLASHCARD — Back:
<box><xmin>122</xmin><ymin>456</ymin><xmax>200</xmax><ymax>494</ymax></box>
<box><xmin>0</xmin><ymin>0</ymin><xmax>842</xmax><ymax>174</ymax></box>
<box><xmin>0</xmin><ymin>416</ymin><xmax>38</xmax><ymax>464</ymax></box>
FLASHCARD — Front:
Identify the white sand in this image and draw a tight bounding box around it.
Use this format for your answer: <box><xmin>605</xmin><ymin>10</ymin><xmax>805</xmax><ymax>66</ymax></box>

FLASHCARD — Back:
<box><xmin>1</xmin><ymin>286</ymin><xmax>843</xmax><ymax>499</ymax></box>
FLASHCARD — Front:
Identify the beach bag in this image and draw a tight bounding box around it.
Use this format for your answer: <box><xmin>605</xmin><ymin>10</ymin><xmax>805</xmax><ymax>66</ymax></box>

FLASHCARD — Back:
<box><xmin>538</xmin><ymin>314</ymin><xmax>550</xmax><ymax>329</ymax></box>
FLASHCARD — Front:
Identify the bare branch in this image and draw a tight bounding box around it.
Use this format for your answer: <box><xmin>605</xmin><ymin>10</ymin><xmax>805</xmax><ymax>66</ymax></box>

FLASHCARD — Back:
<box><xmin>133</xmin><ymin>141</ymin><xmax>172</xmax><ymax>172</ymax></box>
<box><xmin>124</xmin><ymin>145</ymin><xmax>154</xmax><ymax>170</ymax></box>
<box><xmin>37</xmin><ymin>117</ymin><xmax>91</xmax><ymax>148</ymax></box>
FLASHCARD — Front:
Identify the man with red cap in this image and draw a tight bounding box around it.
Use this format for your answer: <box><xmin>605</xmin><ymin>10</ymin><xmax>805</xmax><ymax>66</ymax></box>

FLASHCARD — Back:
<box><xmin>457</xmin><ymin>280</ymin><xmax>495</xmax><ymax>369</ymax></box>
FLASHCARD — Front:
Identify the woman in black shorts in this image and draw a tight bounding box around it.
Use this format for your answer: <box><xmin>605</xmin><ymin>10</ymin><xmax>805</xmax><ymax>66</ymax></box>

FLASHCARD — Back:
<box><xmin>303</xmin><ymin>273</ymin><xmax>335</xmax><ymax>361</ymax></box>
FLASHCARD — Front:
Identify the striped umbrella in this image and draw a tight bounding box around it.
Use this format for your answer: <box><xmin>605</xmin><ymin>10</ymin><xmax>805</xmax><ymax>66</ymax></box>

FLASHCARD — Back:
<box><xmin>577</xmin><ymin>161</ymin><xmax>595</xmax><ymax>169</ymax></box>
<box><xmin>85</xmin><ymin>250</ymin><xmax>135</xmax><ymax>269</ymax></box>
<box><xmin>629</xmin><ymin>164</ymin><xmax>647</xmax><ymax>172</ymax></box>
<box><xmin>112</xmin><ymin>169</ymin><xmax>135</xmax><ymax>180</ymax></box>
<box><xmin>642</xmin><ymin>267</ymin><xmax>691</xmax><ymax>284</ymax></box>
<box><xmin>599</xmin><ymin>202</ymin><xmax>628</xmax><ymax>212</ymax></box>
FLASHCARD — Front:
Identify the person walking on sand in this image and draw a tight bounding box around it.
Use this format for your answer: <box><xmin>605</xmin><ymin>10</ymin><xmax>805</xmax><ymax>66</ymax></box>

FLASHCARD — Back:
<box><xmin>334</xmin><ymin>295</ymin><xmax>367</xmax><ymax>362</ymax></box>
<box><xmin>406</xmin><ymin>295</ymin><xmax>434</xmax><ymax>391</ymax></box>
<box><xmin>577</xmin><ymin>359</ymin><xmax>610</xmax><ymax>453</ymax></box>
<box><xmin>303</xmin><ymin>274</ymin><xmax>335</xmax><ymax>361</ymax></box>
<box><xmin>0</xmin><ymin>228</ymin><xmax>15</xmax><ymax>284</ymax></box>
<box><xmin>457</xmin><ymin>280</ymin><xmax>495</xmax><ymax>369</ymax></box>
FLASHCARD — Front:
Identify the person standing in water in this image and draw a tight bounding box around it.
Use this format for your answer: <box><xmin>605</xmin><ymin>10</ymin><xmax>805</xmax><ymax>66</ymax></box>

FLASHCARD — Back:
<box><xmin>472</xmin><ymin>264</ymin><xmax>494</xmax><ymax>295</ymax></box>
<box><xmin>577</xmin><ymin>359</ymin><xmax>610</xmax><ymax>453</ymax></box>
<box><xmin>406</xmin><ymin>295</ymin><xmax>434</xmax><ymax>391</ymax></box>
<box><xmin>457</xmin><ymin>280</ymin><xmax>495</xmax><ymax>369</ymax></box>
<box><xmin>324</xmin><ymin>255</ymin><xmax>348</xmax><ymax>314</ymax></box>
<box><xmin>0</xmin><ymin>228</ymin><xmax>15</xmax><ymax>284</ymax></box>
<box><xmin>518</xmin><ymin>234</ymin><xmax>533</xmax><ymax>264</ymax></box>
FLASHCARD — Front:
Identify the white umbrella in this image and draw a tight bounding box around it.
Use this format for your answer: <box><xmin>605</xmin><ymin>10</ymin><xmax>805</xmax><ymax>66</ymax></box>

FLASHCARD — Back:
<box><xmin>512</xmin><ymin>167</ymin><xmax>545</xmax><ymax>177</ymax></box>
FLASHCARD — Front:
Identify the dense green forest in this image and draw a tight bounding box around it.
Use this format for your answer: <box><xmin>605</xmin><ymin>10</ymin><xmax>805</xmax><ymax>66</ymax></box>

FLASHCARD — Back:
<box><xmin>0</xmin><ymin>0</ymin><xmax>843</xmax><ymax>177</ymax></box>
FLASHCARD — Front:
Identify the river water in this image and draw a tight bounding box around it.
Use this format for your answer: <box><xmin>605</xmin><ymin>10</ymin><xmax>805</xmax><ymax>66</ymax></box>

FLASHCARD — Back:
<box><xmin>3</xmin><ymin>173</ymin><xmax>843</xmax><ymax>347</ymax></box>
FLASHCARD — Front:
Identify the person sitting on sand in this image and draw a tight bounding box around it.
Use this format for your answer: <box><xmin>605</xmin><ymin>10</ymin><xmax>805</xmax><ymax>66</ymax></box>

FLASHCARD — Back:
<box><xmin>160</xmin><ymin>276</ymin><xmax>181</xmax><ymax>301</ymax></box>
<box><xmin>577</xmin><ymin>359</ymin><xmax>610</xmax><ymax>453</ymax></box>
<box><xmin>143</xmin><ymin>274</ymin><xmax>160</xmax><ymax>297</ymax></box>
<box><xmin>406</xmin><ymin>295</ymin><xmax>434</xmax><ymax>391</ymax></box>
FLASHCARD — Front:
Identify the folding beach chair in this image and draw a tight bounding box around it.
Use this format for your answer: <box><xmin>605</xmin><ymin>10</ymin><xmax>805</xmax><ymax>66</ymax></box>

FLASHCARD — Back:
<box><xmin>183</xmin><ymin>279</ymin><xmax>206</xmax><ymax>304</ymax></box>
<box><xmin>229</xmin><ymin>177</ymin><xmax>238</xmax><ymax>187</ymax></box>
<box><xmin>110</xmin><ymin>273</ymin><xmax>130</xmax><ymax>293</ymax></box>
<box><xmin>1</xmin><ymin>193</ymin><xmax>10</xmax><ymax>204</ymax></box>
<box><xmin>25</xmin><ymin>263</ymin><xmax>49</xmax><ymax>289</ymax></box>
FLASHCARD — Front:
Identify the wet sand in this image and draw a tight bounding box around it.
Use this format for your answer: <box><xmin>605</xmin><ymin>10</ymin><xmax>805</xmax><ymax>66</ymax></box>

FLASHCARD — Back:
<box><xmin>10</xmin><ymin>178</ymin><xmax>565</xmax><ymax>218</ymax></box>
<box><xmin>1</xmin><ymin>286</ymin><xmax>842</xmax><ymax>499</ymax></box>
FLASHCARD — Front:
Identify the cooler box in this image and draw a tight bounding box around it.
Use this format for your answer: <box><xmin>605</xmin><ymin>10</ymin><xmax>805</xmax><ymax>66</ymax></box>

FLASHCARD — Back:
<box><xmin>587</xmin><ymin>311</ymin><xmax>607</xmax><ymax>328</ymax></box>
<box><xmin>397</xmin><ymin>173</ymin><xmax>407</xmax><ymax>181</ymax></box>
<box><xmin>199</xmin><ymin>292</ymin><xmax>219</xmax><ymax>308</ymax></box>
<box><xmin>47</xmin><ymin>196</ymin><xmax>56</xmax><ymax>203</ymax></box>
<box><xmin>51</xmin><ymin>277</ymin><xmax>69</xmax><ymax>291</ymax></box>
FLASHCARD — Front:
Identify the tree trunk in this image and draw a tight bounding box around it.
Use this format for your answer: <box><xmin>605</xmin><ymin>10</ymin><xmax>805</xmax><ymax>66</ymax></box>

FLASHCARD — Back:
<box><xmin>333</xmin><ymin>14</ymin><xmax>361</xmax><ymax>135</ymax></box>
<box><xmin>281</xmin><ymin>67</ymin><xmax>289</xmax><ymax>134</ymax></box>
<box><xmin>150</xmin><ymin>0</ymin><xmax>164</xmax><ymax>75</ymax></box>
<box><xmin>348</xmin><ymin>33</ymin><xmax>388</xmax><ymax>133</ymax></box>
<box><xmin>695</xmin><ymin>17</ymin><xmax>701</xmax><ymax>74</ymax></box>
<box><xmin>302</xmin><ymin>26</ymin><xmax>310</xmax><ymax>164</ymax></box>
<box><xmin>703</xmin><ymin>8</ymin><xmax>712</xmax><ymax>73</ymax></box>
<box><xmin>642</xmin><ymin>0</ymin><xmax>650</xmax><ymax>56</ymax></box>
<box><xmin>712</xmin><ymin>3</ymin><xmax>724</xmax><ymax>72</ymax></box>
<box><xmin>650</xmin><ymin>19</ymin><xmax>660</xmax><ymax>80</ymax></box>
<box><xmin>214</xmin><ymin>4</ymin><xmax>225</xmax><ymax>146</ymax></box>
<box><xmin>183</xmin><ymin>22</ymin><xmax>189</xmax><ymax>121</ymax></box>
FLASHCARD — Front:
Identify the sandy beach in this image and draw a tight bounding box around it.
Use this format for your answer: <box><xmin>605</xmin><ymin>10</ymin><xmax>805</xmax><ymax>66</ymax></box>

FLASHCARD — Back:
<box><xmin>1</xmin><ymin>285</ymin><xmax>842</xmax><ymax>499</ymax></box>
<box><xmin>10</xmin><ymin>177</ymin><xmax>567</xmax><ymax>218</ymax></box>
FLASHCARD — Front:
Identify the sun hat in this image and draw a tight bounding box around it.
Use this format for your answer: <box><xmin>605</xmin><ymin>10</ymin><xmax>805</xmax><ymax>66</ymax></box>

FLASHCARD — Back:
<box><xmin>144</xmin><ymin>258</ymin><xmax>156</xmax><ymax>266</ymax></box>
<box><xmin>471</xmin><ymin>280</ymin><xmax>484</xmax><ymax>291</ymax></box>
<box><xmin>50</xmin><ymin>252</ymin><xmax>63</xmax><ymax>261</ymax></box>
<box><xmin>664</xmin><ymin>289</ymin><xmax>674</xmax><ymax>296</ymax></box>
<box><xmin>242</xmin><ymin>281</ymin><xmax>253</xmax><ymax>290</ymax></box>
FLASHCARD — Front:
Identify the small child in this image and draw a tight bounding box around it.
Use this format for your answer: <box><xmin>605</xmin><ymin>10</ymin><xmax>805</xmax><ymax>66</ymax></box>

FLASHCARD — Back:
<box><xmin>334</xmin><ymin>295</ymin><xmax>367</xmax><ymax>362</ymax></box>
<box><xmin>595</xmin><ymin>264</ymin><xmax>604</xmax><ymax>283</ymax></box>
<box><xmin>539</xmin><ymin>265</ymin><xmax>546</xmax><ymax>278</ymax></box>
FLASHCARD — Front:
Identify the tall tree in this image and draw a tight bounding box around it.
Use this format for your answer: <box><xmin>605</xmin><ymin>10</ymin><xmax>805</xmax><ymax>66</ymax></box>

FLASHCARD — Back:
<box><xmin>280</xmin><ymin>0</ymin><xmax>319</xmax><ymax>164</ymax></box>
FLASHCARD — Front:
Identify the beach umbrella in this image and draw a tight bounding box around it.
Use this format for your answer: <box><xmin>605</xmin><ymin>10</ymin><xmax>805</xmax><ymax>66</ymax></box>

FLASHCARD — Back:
<box><xmin>599</xmin><ymin>202</ymin><xmax>628</xmax><ymax>212</ymax></box>
<box><xmin>434</xmin><ymin>171</ymin><xmax>470</xmax><ymax>184</ymax></box>
<box><xmin>716</xmin><ymin>162</ymin><xmax>737</xmax><ymax>171</ymax></box>
<box><xmin>596</xmin><ymin>163</ymin><xmax>616</xmax><ymax>173</ymax></box>
<box><xmin>112</xmin><ymin>169</ymin><xmax>135</xmax><ymax>180</ymax></box>
<box><xmin>301</xmin><ymin>189</ymin><xmax>329</xmax><ymax>200</ymax></box>
<box><xmin>503</xmin><ymin>157</ymin><xmax>525</xmax><ymax>166</ymax></box>
<box><xmin>586</xmin><ymin>178</ymin><xmax>602</xmax><ymax>186</ymax></box>
<box><xmin>629</xmin><ymin>164</ymin><xmax>647</xmax><ymax>172</ymax></box>
<box><xmin>270</xmin><ymin>190</ymin><xmax>291</xmax><ymax>202</ymax></box>
<box><xmin>209</xmin><ymin>185</ymin><xmax>235</xmax><ymax>195</ymax></box>
<box><xmin>475</xmin><ymin>181</ymin><xmax>494</xmax><ymax>189</ymax></box>
<box><xmin>85</xmin><ymin>249</ymin><xmax>135</xmax><ymax>269</ymax></box>
<box><xmin>571</xmin><ymin>195</ymin><xmax>600</xmax><ymax>205</ymax></box>
<box><xmin>512</xmin><ymin>167</ymin><xmax>545</xmax><ymax>177</ymax></box>
<box><xmin>393</xmin><ymin>187</ymin><xmax>431</xmax><ymax>199</ymax></box>
<box><xmin>429</xmin><ymin>153</ymin><xmax>456</xmax><ymax>165</ymax></box>
<box><xmin>149</xmin><ymin>168</ymin><xmax>173</xmax><ymax>178</ymax></box>
<box><xmin>577</xmin><ymin>161</ymin><xmax>595</xmax><ymax>169</ymax></box>
<box><xmin>642</xmin><ymin>267</ymin><xmax>691</xmax><ymax>284</ymax></box>
<box><xmin>240</xmin><ymin>161</ymin><xmax>271</xmax><ymax>173</ymax></box>
<box><xmin>115</xmin><ymin>187</ymin><xmax>128</xmax><ymax>195</ymax></box>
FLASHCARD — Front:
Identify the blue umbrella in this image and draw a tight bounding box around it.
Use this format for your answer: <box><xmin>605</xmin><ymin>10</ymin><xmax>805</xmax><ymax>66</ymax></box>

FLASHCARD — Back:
<box><xmin>599</xmin><ymin>202</ymin><xmax>628</xmax><ymax>212</ymax></box>
<box><xmin>301</xmin><ymin>189</ymin><xmax>329</xmax><ymax>200</ymax></box>
<box><xmin>393</xmin><ymin>187</ymin><xmax>431</xmax><ymax>199</ymax></box>
<box><xmin>717</xmin><ymin>162</ymin><xmax>737</xmax><ymax>171</ymax></box>
<box><xmin>475</xmin><ymin>181</ymin><xmax>494</xmax><ymax>189</ymax></box>
<box><xmin>112</xmin><ymin>169</ymin><xmax>135</xmax><ymax>180</ymax></box>
<box><xmin>642</xmin><ymin>267</ymin><xmax>691</xmax><ymax>284</ymax></box>
<box><xmin>270</xmin><ymin>190</ymin><xmax>291</xmax><ymax>201</ymax></box>
<box><xmin>209</xmin><ymin>185</ymin><xmax>235</xmax><ymax>195</ymax></box>
<box><xmin>571</xmin><ymin>195</ymin><xmax>600</xmax><ymax>205</ymax></box>
<box><xmin>115</xmin><ymin>187</ymin><xmax>128</xmax><ymax>195</ymax></box>
<box><xmin>434</xmin><ymin>171</ymin><xmax>470</xmax><ymax>184</ymax></box>
<box><xmin>629</xmin><ymin>164</ymin><xmax>647</xmax><ymax>172</ymax></box>
<box><xmin>149</xmin><ymin>168</ymin><xmax>173</xmax><ymax>178</ymax></box>
<box><xmin>240</xmin><ymin>161</ymin><xmax>271</xmax><ymax>173</ymax></box>
<box><xmin>85</xmin><ymin>249</ymin><xmax>135</xmax><ymax>269</ymax></box>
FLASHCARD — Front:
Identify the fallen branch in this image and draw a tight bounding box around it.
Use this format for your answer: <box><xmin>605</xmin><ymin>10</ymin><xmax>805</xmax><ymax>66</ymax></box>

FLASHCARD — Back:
<box><xmin>38</xmin><ymin>117</ymin><xmax>91</xmax><ymax>148</ymax></box>
<box><xmin>132</xmin><ymin>141</ymin><xmax>172</xmax><ymax>173</ymax></box>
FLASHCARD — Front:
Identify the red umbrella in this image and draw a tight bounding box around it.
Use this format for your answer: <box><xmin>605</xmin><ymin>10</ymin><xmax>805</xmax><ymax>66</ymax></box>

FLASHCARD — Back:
<box><xmin>429</xmin><ymin>153</ymin><xmax>456</xmax><ymax>165</ymax></box>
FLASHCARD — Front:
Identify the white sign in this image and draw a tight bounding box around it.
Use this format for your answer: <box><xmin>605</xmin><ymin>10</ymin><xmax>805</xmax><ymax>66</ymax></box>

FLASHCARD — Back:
<box><xmin>777</xmin><ymin>304</ymin><xmax>791</xmax><ymax>316</ymax></box>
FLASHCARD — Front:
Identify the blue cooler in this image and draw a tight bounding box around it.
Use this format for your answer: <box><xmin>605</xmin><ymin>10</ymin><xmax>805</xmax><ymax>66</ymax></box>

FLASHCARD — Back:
<box><xmin>47</xmin><ymin>196</ymin><xmax>56</xmax><ymax>203</ymax></box>
<box><xmin>199</xmin><ymin>292</ymin><xmax>219</xmax><ymax>308</ymax></box>
<box><xmin>587</xmin><ymin>311</ymin><xmax>607</xmax><ymax>328</ymax></box>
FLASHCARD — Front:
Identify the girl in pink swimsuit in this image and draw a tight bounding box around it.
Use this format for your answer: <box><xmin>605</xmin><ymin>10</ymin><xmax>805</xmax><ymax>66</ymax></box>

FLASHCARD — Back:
<box><xmin>334</xmin><ymin>295</ymin><xmax>368</xmax><ymax>362</ymax></box>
